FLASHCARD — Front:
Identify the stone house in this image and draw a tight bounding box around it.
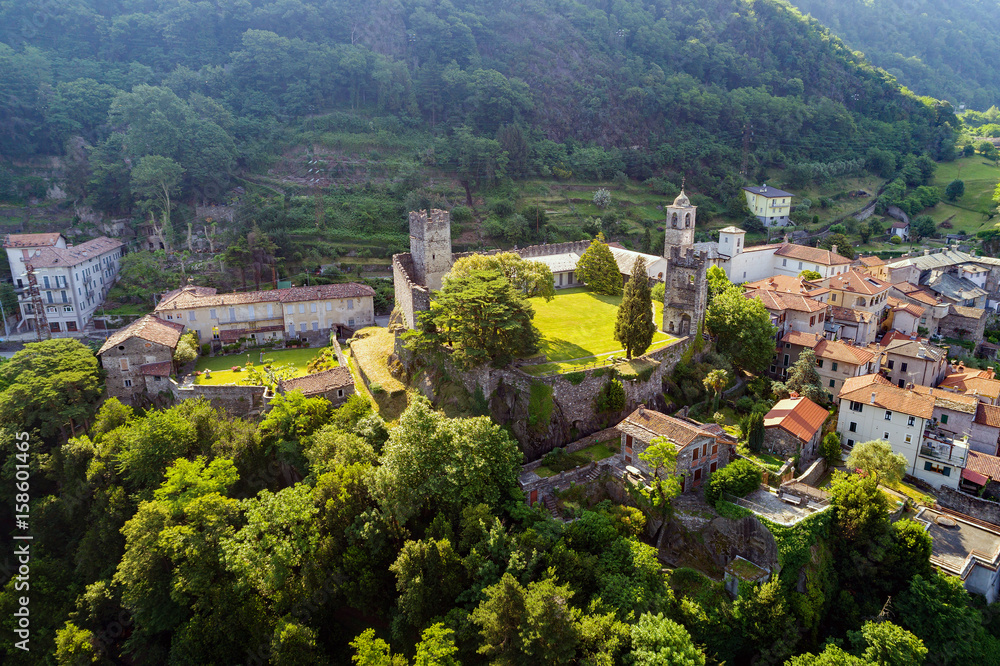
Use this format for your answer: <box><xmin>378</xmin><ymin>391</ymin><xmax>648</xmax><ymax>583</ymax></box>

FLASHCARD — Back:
<box><xmin>617</xmin><ymin>406</ymin><xmax>735</xmax><ymax>493</ymax></box>
<box><xmin>885</xmin><ymin>298</ymin><xmax>925</xmax><ymax>337</ymax></box>
<box><xmin>278</xmin><ymin>367</ymin><xmax>355</xmax><ymax>406</ymax></box>
<box><xmin>883</xmin><ymin>339</ymin><xmax>948</xmax><ymax>388</ymax></box>
<box><xmin>827</xmin><ymin>306</ymin><xmax>878</xmax><ymax>345</ymax></box>
<box><xmin>763</xmin><ymin>394</ymin><xmax>828</xmax><ymax>460</ymax></box>
<box><xmin>939</xmin><ymin>304</ymin><xmax>988</xmax><ymax>344</ymax></box>
<box><xmin>890</xmin><ymin>282</ymin><xmax>949</xmax><ymax>335</ymax></box>
<box><xmin>910</xmin><ymin>385</ymin><xmax>979</xmax><ymax>440</ymax></box>
<box><xmin>98</xmin><ymin>315</ymin><xmax>185</xmax><ymax>402</ymax></box>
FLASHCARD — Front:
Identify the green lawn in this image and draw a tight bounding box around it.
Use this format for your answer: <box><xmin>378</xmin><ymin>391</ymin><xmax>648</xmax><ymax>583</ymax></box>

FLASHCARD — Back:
<box><xmin>534</xmin><ymin>440</ymin><xmax>618</xmax><ymax>478</ymax></box>
<box><xmin>192</xmin><ymin>347</ymin><xmax>327</xmax><ymax>385</ymax></box>
<box><xmin>924</xmin><ymin>156</ymin><xmax>1000</xmax><ymax>235</ymax></box>
<box><xmin>523</xmin><ymin>288</ymin><xmax>676</xmax><ymax>375</ymax></box>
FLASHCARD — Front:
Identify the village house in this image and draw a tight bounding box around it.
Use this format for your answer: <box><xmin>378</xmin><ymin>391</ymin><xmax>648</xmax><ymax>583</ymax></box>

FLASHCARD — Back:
<box><xmin>816</xmin><ymin>270</ymin><xmax>891</xmax><ymax>319</ymax></box>
<box><xmin>910</xmin><ymin>384</ymin><xmax>979</xmax><ymax>440</ymax></box>
<box><xmin>959</xmin><ymin>451</ymin><xmax>1000</xmax><ymax>499</ymax></box>
<box><xmin>890</xmin><ymin>282</ymin><xmax>949</xmax><ymax>335</ymax></box>
<box><xmin>742</xmin><ymin>184</ymin><xmax>793</xmax><ymax>227</ymax></box>
<box><xmin>4</xmin><ymin>232</ymin><xmax>124</xmax><ymax>334</ymax></box>
<box><xmin>938</xmin><ymin>304</ymin><xmax>988</xmax><ymax>345</ymax></box>
<box><xmin>970</xmin><ymin>404</ymin><xmax>1000</xmax><ymax>455</ymax></box>
<box><xmin>617</xmin><ymin>406</ymin><xmax>736</xmax><ymax>493</ymax></box>
<box><xmin>884</xmin><ymin>297</ymin><xmax>925</xmax><ymax>337</ymax></box>
<box><xmin>776</xmin><ymin>331</ymin><xmax>877</xmax><ymax>395</ymax></box>
<box><xmin>826</xmin><ymin>306</ymin><xmax>878</xmax><ymax>345</ymax></box>
<box><xmin>749</xmin><ymin>290</ymin><xmax>828</xmax><ymax>348</ymax></box>
<box><xmin>762</xmin><ymin>394</ymin><xmax>828</xmax><ymax>460</ymax></box>
<box><xmin>743</xmin><ymin>274</ymin><xmax>830</xmax><ymax>302</ymax></box>
<box><xmin>98</xmin><ymin>315</ymin><xmax>185</xmax><ymax>403</ymax></box>
<box><xmin>154</xmin><ymin>282</ymin><xmax>376</xmax><ymax>346</ymax></box>
<box><xmin>917</xmin><ymin>507</ymin><xmax>1000</xmax><ymax>603</ymax></box>
<box><xmin>939</xmin><ymin>364</ymin><xmax>1000</xmax><ymax>406</ymax></box>
<box><xmin>882</xmin><ymin>338</ymin><xmax>948</xmax><ymax>388</ymax></box>
<box><xmin>890</xmin><ymin>220</ymin><xmax>910</xmax><ymax>241</ymax></box>
<box><xmin>278</xmin><ymin>367</ymin><xmax>355</xmax><ymax>406</ymax></box>
<box><xmin>854</xmin><ymin>255</ymin><xmax>889</xmax><ymax>281</ymax></box>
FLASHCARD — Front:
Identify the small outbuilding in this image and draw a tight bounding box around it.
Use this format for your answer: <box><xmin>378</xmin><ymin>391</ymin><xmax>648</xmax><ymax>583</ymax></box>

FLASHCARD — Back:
<box><xmin>278</xmin><ymin>367</ymin><xmax>355</xmax><ymax>406</ymax></box>
<box><xmin>763</xmin><ymin>394</ymin><xmax>828</xmax><ymax>460</ymax></box>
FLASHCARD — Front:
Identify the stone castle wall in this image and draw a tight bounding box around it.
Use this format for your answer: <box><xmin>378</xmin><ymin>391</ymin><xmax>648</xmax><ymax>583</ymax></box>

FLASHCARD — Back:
<box><xmin>170</xmin><ymin>380</ymin><xmax>270</xmax><ymax>417</ymax></box>
<box><xmin>392</xmin><ymin>254</ymin><xmax>431</xmax><ymax>330</ymax></box>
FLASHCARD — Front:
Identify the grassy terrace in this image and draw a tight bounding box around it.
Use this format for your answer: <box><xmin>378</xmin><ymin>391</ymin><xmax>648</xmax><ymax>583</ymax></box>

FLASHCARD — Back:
<box><xmin>522</xmin><ymin>287</ymin><xmax>676</xmax><ymax>375</ymax></box>
<box><xmin>192</xmin><ymin>347</ymin><xmax>329</xmax><ymax>385</ymax></box>
<box><xmin>923</xmin><ymin>156</ymin><xmax>1000</xmax><ymax>236</ymax></box>
<box><xmin>534</xmin><ymin>440</ymin><xmax>619</xmax><ymax>478</ymax></box>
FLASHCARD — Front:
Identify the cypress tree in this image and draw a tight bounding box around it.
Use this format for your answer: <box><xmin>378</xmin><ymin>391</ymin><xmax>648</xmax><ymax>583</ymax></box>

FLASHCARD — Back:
<box><xmin>576</xmin><ymin>232</ymin><xmax>623</xmax><ymax>296</ymax></box>
<box><xmin>614</xmin><ymin>256</ymin><xmax>656</xmax><ymax>359</ymax></box>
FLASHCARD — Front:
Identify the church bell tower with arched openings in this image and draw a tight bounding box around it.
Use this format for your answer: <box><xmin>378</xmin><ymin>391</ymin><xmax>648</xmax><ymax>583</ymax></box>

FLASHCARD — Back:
<box><xmin>663</xmin><ymin>186</ymin><xmax>697</xmax><ymax>252</ymax></box>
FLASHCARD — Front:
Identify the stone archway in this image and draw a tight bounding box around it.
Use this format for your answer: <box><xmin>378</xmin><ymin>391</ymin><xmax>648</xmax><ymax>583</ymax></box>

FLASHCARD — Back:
<box><xmin>679</xmin><ymin>313</ymin><xmax>692</xmax><ymax>336</ymax></box>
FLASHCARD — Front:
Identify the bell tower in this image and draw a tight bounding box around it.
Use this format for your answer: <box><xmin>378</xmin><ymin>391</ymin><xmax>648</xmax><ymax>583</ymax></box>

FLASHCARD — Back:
<box><xmin>663</xmin><ymin>182</ymin><xmax>697</xmax><ymax>253</ymax></box>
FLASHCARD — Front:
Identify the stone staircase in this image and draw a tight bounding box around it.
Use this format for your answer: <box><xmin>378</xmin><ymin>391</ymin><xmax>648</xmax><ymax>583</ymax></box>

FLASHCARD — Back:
<box><xmin>542</xmin><ymin>494</ymin><xmax>560</xmax><ymax>519</ymax></box>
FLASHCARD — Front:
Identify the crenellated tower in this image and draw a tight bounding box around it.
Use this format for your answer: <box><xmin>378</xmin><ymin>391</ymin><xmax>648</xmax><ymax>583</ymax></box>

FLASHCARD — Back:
<box><xmin>409</xmin><ymin>209</ymin><xmax>453</xmax><ymax>291</ymax></box>
<box><xmin>662</xmin><ymin>246</ymin><xmax>708</xmax><ymax>338</ymax></box>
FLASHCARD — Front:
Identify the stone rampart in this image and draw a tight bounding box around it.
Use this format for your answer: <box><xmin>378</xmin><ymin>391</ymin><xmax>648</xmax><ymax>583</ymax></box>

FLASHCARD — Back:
<box><xmin>170</xmin><ymin>380</ymin><xmax>270</xmax><ymax>416</ymax></box>
<box><xmin>936</xmin><ymin>486</ymin><xmax>1000</xmax><ymax>527</ymax></box>
<box><xmin>392</xmin><ymin>253</ymin><xmax>430</xmax><ymax>330</ymax></box>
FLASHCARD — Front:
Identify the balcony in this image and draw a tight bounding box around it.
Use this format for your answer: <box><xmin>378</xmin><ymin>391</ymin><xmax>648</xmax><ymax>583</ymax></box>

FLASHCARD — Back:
<box><xmin>217</xmin><ymin>317</ymin><xmax>284</xmax><ymax>331</ymax></box>
<box><xmin>919</xmin><ymin>430</ymin><xmax>969</xmax><ymax>466</ymax></box>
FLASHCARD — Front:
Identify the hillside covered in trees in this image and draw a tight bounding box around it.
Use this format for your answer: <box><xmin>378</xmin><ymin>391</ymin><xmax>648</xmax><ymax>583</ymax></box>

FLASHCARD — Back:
<box><xmin>789</xmin><ymin>0</ymin><xmax>1000</xmax><ymax>110</ymax></box>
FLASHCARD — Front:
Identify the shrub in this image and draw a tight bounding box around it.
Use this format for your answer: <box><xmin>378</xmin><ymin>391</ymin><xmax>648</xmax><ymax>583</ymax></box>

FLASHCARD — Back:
<box><xmin>451</xmin><ymin>205</ymin><xmax>474</xmax><ymax>223</ymax></box>
<box><xmin>820</xmin><ymin>432</ymin><xmax>842</xmax><ymax>466</ymax></box>
<box><xmin>593</xmin><ymin>188</ymin><xmax>612</xmax><ymax>209</ymax></box>
<box><xmin>735</xmin><ymin>396</ymin><xmax>755</xmax><ymax>413</ymax></box>
<box><xmin>370</xmin><ymin>382</ymin><xmax>385</xmax><ymax>394</ymax></box>
<box><xmin>200</xmin><ymin>343</ymin><xmax>211</xmax><ymax>356</ymax></box>
<box><xmin>651</xmin><ymin>282</ymin><xmax>665</xmax><ymax>302</ymax></box>
<box><xmin>596</xmin><ymin>378</ymin><xmax>626</xmax><ymax>413</ymax></box>
<box><xmin>564</xmin><ymin>371</ymin><xmax>587</xmax><ymax>385</ymax></box>
<box><xmin>231</xmin><ymin>366</ymin><xmax>241</xmax><ymax>372</ymax></box>
<box><xmin>705</xmin><ymin>459</ymin><xmax>763</xmax><ymax>505</ymax></box>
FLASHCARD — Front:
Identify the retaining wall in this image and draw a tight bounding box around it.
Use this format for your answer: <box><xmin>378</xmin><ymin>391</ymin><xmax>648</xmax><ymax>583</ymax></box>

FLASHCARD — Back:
<box><xmin>170</xmin><ymin>380</ymin><xmax>269</xmax><ymax>416</ymax></box>
<box><xmin>794</xmin><ymin>458</ymin><xmax>827</xmax><ymax>487</ymax></box>
<box><xmin>936</xmin><ymin>486</ymin><xmax>1000</xmax><ymax>527</ymax></box>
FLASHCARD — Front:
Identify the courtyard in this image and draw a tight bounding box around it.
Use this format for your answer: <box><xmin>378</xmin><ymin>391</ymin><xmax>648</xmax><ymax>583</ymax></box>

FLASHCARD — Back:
<box><xmin>192</xmin><ymin>347</ymin><xmax>332</xmax><ymax>385</ymax></box>
<box><xmin>524</xmin><ymin>287</ymin><xmax>676</xmax><ymax>375</ymax></box>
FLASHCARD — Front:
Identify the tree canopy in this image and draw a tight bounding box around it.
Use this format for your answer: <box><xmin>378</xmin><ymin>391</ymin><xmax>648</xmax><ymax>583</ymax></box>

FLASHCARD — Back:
<box><xmin>576</xmin><ymin>234</ymin><xmax>623</xmax><ymax>297</ymax></box>
<box><xmin>706</xmin><ymin>285</ymin><xmax>778</xmax><ymax>374</ymax></box>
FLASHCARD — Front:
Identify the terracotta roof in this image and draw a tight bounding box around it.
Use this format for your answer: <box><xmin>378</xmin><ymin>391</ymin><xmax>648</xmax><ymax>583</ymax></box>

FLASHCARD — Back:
<box><xmin>775</xmin><ymin>243</ymin><xmax>852</xmax><ymax>266</ymax></box>
<box><xmin>949</xmin><ymin>304</ymin><xmax>987</xmax><ymax>320</ymax></box>
<box><xmin>821</xmin><ymin>270</ymin><xmax>891</xmax><ymax>296</ymax></box>
<box><xmin>140</xmin><ymin>361</ymin><xmax>173</xmax><ymax>376</ymax></box>
<box><xmin>891</xmin><ymin>220</ymin><xmax>909</xmax><ymax>229</ymax></box>
<box><xmin>951</xmin><ymin>377</ymin><xmax>1000</xmax><ymax>401</ymax></box>
<box><xmin>894</xmin><ymin>302</ymin><xmax>925</xmax><ymax>318</ymax></box>
<box><xmin>858</xmin><ymin>256</ymin><xmax>886</xmax><ymax>267</ymax></box>
<box><xmin>764</xmin><ymin>396</ymin><xmax>828</xmax><ymax>443</ymax></box>
<box><xmin>962</xmin><ymin>468</ymin><xmax>990</xmax><ymax>486</ymax></box>
<box><xmin>885</xmin><ymin>339</ymin><xmax>945</xmax><ymax>362</ymax></box>
<box><xmin>910</xmin><ymin>385</ymin><xmax>979</xmax><ymax>414</ymax></box>
<box><xmin>741</xmin><ymin>243</ymin><xmax>783</xmax><ymax>254</ymax></box>
<box><xmin>893</xmin><ymin>283</ymin><xmax>941</xmax><ymax>307</ymax></box>
<box><xmin>975</xmin><ymin>403</ymin><xmax>1000</xmax><ymax>428</ymax></box>
<box><xmin>782</xmin><ymin>331</ymin><xmax>875</xmax><ymax>366</ymax></box>
<box><xmin>3</xmin><ymin>232</ymin><xmax>63</xmax><ymax>248</ymax></box>
<box><xmin>749</xmin><ymin>290</ymin><xmax>827</xmax><ymax>313</ymax></box>
<box><xmin>829</xmin><ymin>306</ymin><xmax>873</xmax><ymax>323</ymax></box>
<box><xmin>98</xmin><ymin>315</ymin><xmax>185</xmax><ymax>355</ymax></box>
<box><xmin>156</xmin><ymin>283</ymin><xmax>376</xmax><ymax>311</ymax></box>
<box><xmin>880</xmin><ymin>330</ymin><xmax>921</xmax><ymax>346</ymax></box>
<box><xmin>20</xmin><ymin>236</ymin><xmax>123</xmax><ymax>268</ymax></box>
<box><xmin>837</xmin><ymin>374</ymin><xmax>935</xmax><ymax>419</ymax></box>
<box><xmin>617</xmin><ymin>407</ymin><xmax>715</xmax><ymax>450</ymax></box>
<box><xmin>966</xmin><ymin>451</ymin><xmax>1000</xmax><ymax>482</ymax></box>
<box><xmin>279</xmin><ymin>367</ymin><xmax>353</xmax><ymax>396</ymax></box>
<box><xmin>743</xmin><ymin>274</ymin><xmax>827</xmax><ymax>297</ymax></box>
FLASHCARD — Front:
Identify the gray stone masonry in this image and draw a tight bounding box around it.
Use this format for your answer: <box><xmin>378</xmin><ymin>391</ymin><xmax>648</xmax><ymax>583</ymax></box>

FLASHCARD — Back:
<box><xmin>102</xmin><ymin>337</ymin><xmax>174</xmax><ymax>403</ymax></box>
<box><xmin>409</xmin><ymin>209</ymin><xmax>453</xmax><ymax>291</ymax></box>
<box><xmin>937</xmin><ymin>486</ymin><xmax>1000</xmax><ymax>528</ymax></box>
<box><xmin>662</xmin><ymin>246</ymin><xmax>708</xmax><ymax>338</ymax></box>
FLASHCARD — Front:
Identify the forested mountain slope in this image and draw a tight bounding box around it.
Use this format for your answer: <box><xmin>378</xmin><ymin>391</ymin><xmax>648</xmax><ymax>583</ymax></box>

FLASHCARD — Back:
<box><xmin>0</xmin><ymin>0</ymin><xmax>956</xmax><ymax>213</ymax></box>
<box><xmin>789</xmin><ymin>0</ymin><xmax>1000</xmax><ymax>110</ymax></box>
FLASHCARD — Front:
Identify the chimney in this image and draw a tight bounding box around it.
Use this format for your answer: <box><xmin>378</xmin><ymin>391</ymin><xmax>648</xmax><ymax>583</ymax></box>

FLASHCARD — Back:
<box><xmin>762</xmin><ymin>183</ymin><xmax>768</xmax><ymax>193</ymax></box>
<box><xmin>870</xmin><ymin>392</ymin><xmax>877</xmax><ymax>404</ymax></box>
<box><xmin>923</xmin><ymin>249</ymin><xmax>931</xmax><ymax>256</ymax></box>
<box><xmin>831</xmin><ymin>244</ymin><xmax>838</xmax><ymax>255</ymax></box>
<box><xmin>639</xmin><ymin>404</ymin><xmax>645</xmax><ymax>416</ymax></box>
<box><xmin>790</xmin><ymin>391</ymin><xmax>800</xmax><ymax>399</ymax></box>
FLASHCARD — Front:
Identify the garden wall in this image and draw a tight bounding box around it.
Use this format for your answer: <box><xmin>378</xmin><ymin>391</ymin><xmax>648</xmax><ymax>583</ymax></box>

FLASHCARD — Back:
<box><xmin>794</xmin><ymin>458</ymin><xmax>827</xmax><ymax>487</ymax></box>
<box><xmin>936</xmin><ymin>486</ymin><xmax>1000</xmax><ymax>527</ymax></box>
<box><xmin>396</xmin><ymin>334</ymin><xmax>692</xmax><ymax>461</ymax></box>
<box><xmin>170</xmin><ymin>380</ymin><xmax>270</xmax><ymax>417</ymax></box>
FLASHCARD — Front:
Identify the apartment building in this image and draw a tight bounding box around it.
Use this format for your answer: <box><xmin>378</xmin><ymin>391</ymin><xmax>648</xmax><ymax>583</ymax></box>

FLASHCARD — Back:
<box><xmin>778</xmin><ymin>331</ymin><xmax>877</xmax><ymax>396</ymax></box>
<box><xmin>883</xmin><ymin>339</ymin><xmax>948</xmax><ymax>389</ymax></box>
<box><xmin>4</xmin><ymin>233</ymin><xmax>124</xmax><ymax>334</ymax></box>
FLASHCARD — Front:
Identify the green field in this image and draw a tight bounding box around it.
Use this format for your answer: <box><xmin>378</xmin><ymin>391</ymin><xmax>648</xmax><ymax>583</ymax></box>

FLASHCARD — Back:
<box><xmin>924</xmin><ymin>156</ymin><xmax>1000</xmax><ymax>235</ymax></box>
<box><xmin>192</xmin><ymin>347</ymin><xmax>328</xmax><ymax>385</ymax></box>
<box><xmin>523</xmin><ymin>288</ymin><xmax>676</xmax><ymax>375</ymax></box>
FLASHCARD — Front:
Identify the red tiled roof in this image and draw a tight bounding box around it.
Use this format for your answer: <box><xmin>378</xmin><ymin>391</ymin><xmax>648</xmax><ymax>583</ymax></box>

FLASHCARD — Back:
<box><xmin>975</xmin><ymin>403</ymin><xmax>1000</xmax><ymax>428</ymax></box>
<box><xmin>749</xmin><ymin>289</ymin><xmax>827</xmax><ymax>313</ymax></box>
<box><xmin>894</xmin><ymin>302</ymin><xmax>925</xmax><ymax>318</ymax></box>
<box><xmin>156</xmin><ymin>283</ymin><xmax>376</xmax><ymax>311</ymax></box>
<box><xmin>140</xmin><ymin>361</ymin><xmax>173</xmax><ymax>376</ymax></box>
<box><xmin>837</xmin><ymin>374</ymin><xmax>935</xmax><ymax>419</ymax></box>
<box><xmin>775</xmin><ymin>243</ymin><xmax>852</xmax><ymax>266</ymax></box>
<box><xmin>940</xmin><ymin>371</ymin><xmax>1000</xmax><ymax>400</ymax></box>
<box><xmin>742</xmin><ymin>274</ymin><xmax>828</xmax><ymax>298</ymax></box>
<box><xmin>98</xmin><ymin>315</ymin><xmax>185</xmax><ymax>355</ymax></box>
<box><xmin>20</xmin><ymin>236</ymin><xmax>123</xmax><ymax>268</ymax></box>
<box><xmin>617</xmin><ymin>407</ymin><xmax>715</xmax><ymax>451</ymax></box>
<box><xmin>966</xmin><ymin>451</ymin><xmax>1000</xmax><ymax>482</ymax></box>
<box><xmin>764</xmin><ymin>396</ymin><xmax>828</xmax><ymax>443</ymax></box>
<box><xmin>3</xmin><ymin>232</ymin><xmax>63</xmax><ymax>248</ymax></box>
<box><xmin>782</xmin><ymin>331</ymin><xmax>876</xmax><ymax>366</ymax></box>
<box><xmin>858</xmin><ymin>256</ymin><xmax>886</xmax><ymax>267</ymax></box>
<box><xmin>829</xmin><ymin>306</ymin><xmax>873</xmax><ymax>323</ymax></box>
<box><xmin>961</xmin><ymin>468</ymin><xmax>990</xmax><ymax>486</ymax></box>
<box><xmin>821</xmin><ymin>270</ymin><xmax>891</xmax><ymax>296</ymax></box>
<box><xmin>893</xmin><ymin>282</ymin><xmax>941</xmax><ymax>306</ymax></box>
<box><xmin>279</xmin><ymin>367</ymin><xmax>354</xmax><ymax>396</ymax></box>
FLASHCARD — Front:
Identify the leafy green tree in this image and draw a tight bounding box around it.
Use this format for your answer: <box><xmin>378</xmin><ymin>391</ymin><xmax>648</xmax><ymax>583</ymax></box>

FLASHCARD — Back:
<box><xmin>448</xmin><ymin>252</ymin><xmax>555</xmax><ymax>300</ymax></box>
<box><xmin>629</xmin><ymin>612</ymin><xmax>705</xmax><ymax>666</ymax></box>
<box><xmin>707</xmin><ymin>285</ymin><xmax>778</xmax><ymax>374</ymax></box>
<box><xmin>269</xmin><ymin>618</ymin><xmax>326</xmax><ymax>666</ymax></box>
<box><xmin>895</xmin><ymin>573</ymin><xmax>988</xmax><ymax>665</ymax></box>
<box><xmin>858</xmin><ymin>222</ymin><xmax>873</xmax><ymax>244</ymax></box>
<box><xmin>706</xmin><ymin>265</ymin><xmax>730</xmax><ymax>301</ymax></box>
<box><xmin>576</xmin><ymin>233</ymin><xmax>622</xmax><ymax>296</ymax></box>
<box><xmin>742</xmin><ymin>411</ymin><xmax>765</xmax><ymax>453</ymax></box>
<box><xmin>130</xmin><ymin>155</ymin><xmax>184</xmax><ymax>251</ymax></box>
<box><xmin>733</xmin><ymin>579</ymin><xmax>798</xmax><ymax>665</ymax></box>
<box><xmin>635</xmin><ymin>437</ymin><xmax>683</xmax><ymax>543</ymax></box>
<box><xmin>350</xmin><ymin>629</ymin><xmax>407</xmax><ymax>666</ymax></box>
<box><xmin>785</xmin><ymin>348</ymin><xmax>827</xmax><ymax>404</ymax></box>
<box><xmin>174</xmin><ymin>330</ymin><xmax>199</xmax><ymax>364</ymax></box>
<box><xmin>258</xmin><ymin>391</ymin><xmax>332</xmax><ymax>445</ymax></box>
<box><xmin>705</xmin><ymin>458</ymin><xmax>762</xmax><ymax>505</ymax></box>
<box><xmin>376</xmin><ymin>398</ymin><xmax>521</xmax><ymax>525</ymax></box>
<box><xmin>615</xmin><ymin>256</ymin><xmax>656</xmax><ymax>359</ymax></box>
<box><xmin>593</xmin><ymin>188</ymin><xmax>611</xmax><ymax>208</ymax></box>
<box><xmin>820</xmin><ymin>233</ymin><xmax>855</xmax><ymax>258</ymax></box>
<box><xmin>848</xmin><ymin>621</ymin><xmax>927</xmax><ymax>666</ymax></box>
<box><xmin>820</xmin><ymin>432</ymin><xmax>843</xmax><ymax>466</ymax></box>
<box><xmin>845</xmin><ymin>440</ymin><xmax>907</xmax><ymax>486</ymax></box>
<box><xmin>910</xmin><ymin>216</ymin><xmax>937</xmax><ymax>239</ymax></box>
<box><xmin>414</xmin><ymin>624</ymin><xmax>460</xmax><ymax>666</ymax></box>
<box><xmin>702</xmin><ymin>368</ymin><xmax>729</xmax><ymax>406</ymax></box>
<box><xmin>786</xmin><ymin>644</ymin><xmax>867</xmax><ymax>665</ymax></box>
<box><xmin>0</xmin><ymin>338</ymin><xmax>102</xmax><ymax>441</ymax></box>
<box><xmin>945</xmin><ymin>179</ymin><xmax>965</xmax><ymax>201</ymax></box>
<box><xmin>415</xmin><ymin>269</ymin><xmax>540</xmax><ymax>369</ymax></box>
<box><xmin>106</xmin><ymin>250</ymin><xmax>179</xmax><ymax>305</ymax></box>
<box><xmin>389</xmin><ymin>538</ymin><xmax>466</xmax><ymax>634</ymax></box>
<box><xmin>799</xmin><ymin>269</ymin><xmax>822</xmax><ymax>281</ymax></box>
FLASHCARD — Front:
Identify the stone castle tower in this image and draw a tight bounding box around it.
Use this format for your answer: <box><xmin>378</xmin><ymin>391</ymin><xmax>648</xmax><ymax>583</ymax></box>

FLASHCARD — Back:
<box><xmin>409</xmin><ymin>209</ymin><xmax>452</xmax><ymax>291</ymax></box>
<box><xmin>662</xmin><ymin>189</ymin><xmax>697</xmax><ymax>252</ymax></box>
<box><xmin>662</xmin><ymin>246</ymin><xmax>708</xmax><ymax>337</ymax></box>
<box><xmin>662</xmin><ymin>187</ymin><xmax>707</xmax><ymax>338</ymax></box>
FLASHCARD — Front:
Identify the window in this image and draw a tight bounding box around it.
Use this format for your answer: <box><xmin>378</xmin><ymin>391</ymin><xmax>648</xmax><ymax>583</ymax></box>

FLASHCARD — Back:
<box><xmin>310</xmin><ymin>303</ymin><xmax>317</xmax><ymax>313</ymax></box>
<box><xmin>887</xmin><ymin>360</ymin><xmax>894</xmax><ymax>370</ymax></box>
<box><xmin>210</xmin><ymin>309</ymin><xmax>217</xmax><ymax>320</ymax></box>
<box><xmin>898</xmin><ymin>379</ymin><xmax>905</xmax><ymax>388</ymax></box>
<box><xmin>847</xmin><ymin>438</ymin><xmax>855</xmax><ymax>447</ymax></box>
<box><xmin>905</xmin><ymin>434</ymin><xmax>912</xmax><ymax>443</ymax></box>
<box><xmin>694</xmin><ymin>468</ymin><xmax>702</xmax><ymax>482</ymax></box>
<box><xmin>337</xmin><ymin>389</ymin><xmax>344</xmax><ymax>398</ymax></box>
<box><xmin>325</xmin><ymin>302</ymin><xmax>332</xmax><ymax>311</ymax></box>
<box><xmin>347</xmin><ymin>299</ymin><xmax>354</xmax><ymax>310</ymax></box>
<box><xmin>298</xmin><ymin>304</ymin><xmax>305</xmax><ymax>314</ymax></box>
<box><xmin>923</xmin><ymin>461</ymin><xmax>951</xmax><ymax>477</ymax></box>
<box><xmin>299</xmin><ymin>323</ymin><xmax>307</xmax><ymax>332</ymax></box>
<box><xmin>901</xmin><ymin>362</ymin><xmax>908</xmax><ymax>373</ymax></box>
<box><xmin>798</xmin><ymin>261</ymin><xmax>803</xmax><ymax>270</ymax></box>
<box><xmin>810</xmin><ymin>316</ymin><xmax>815</xmax><ymax>326</ymax></box>
<box><xmin>783</xmin><ymin>354</ymin><xmax>790</xmax><ymax>366</ymax></box>
<box><xmin>66</xmin><ymin>321</ymin><xmax>77</xmax><ymax>332</ymax></box>
<box><xmin>941</xmin><ymin>414</ymin><xmax>949</xmax><ymax>425</ymax></box>
<box><xmin>711</xmin><ymin>444</ymin><xmax>718</xmax><ymax>455</ymax></box>
<box><xmin>884</xmin><ymin>410</ymin><xmax>892</xmax><ymax>420</ymax></box>
<box><xmin>907</xmin><ymin>416</ymin><xmax>915</xmax><ymax>427</ymax></box>
<box><xmin>817</xmin><ymin>359</ymin><xmax>825</xmax><ymax>368</ymax></box>
<box><xmin>312</xmin><ymin>322</ymin><xmax>319</xmax><ymax>331</ymax></box>
<box><xmin>710</xmin><ymin>461</ymin><xmax>717</xmax><ymax>473</ymax></box>
<box><xmin>692</xmin><ymin>447</ymin><xmax>699</xmax><ymax>461</ymax></box>
<box><xmin>63</xmin><ymin>305</ymin><xmax>72</xmax><ymax>312</ymax></box>
<box><xmin>267</xmin><ymin>304</ymin><xmax>274</xmax><ymax>317</ymax></box>
<box><xmin>850</xmin><ymin>401</ymin><xmax>863</xmax><ymax>412</ymax></box>
<box><xmin>153</xmin><ymin>375</ymin><xmax>161</xmax><ymax>382</ymax></box>
<box><xmin>189</xmin><ymin>311</ymin><xmax>196</xmax><ymax>321</ymax></box>
<box><xmin>831</xmin><ymin>293</ymin><xmax>837</xmax><ymax>302</ymax></box>
<box><xmin>119</xmin><ymin>358</ymin><xmax>129</xmax><ymax>371</ymax></box>
<box><xmin>124</xmin><ymin>379</ymin><xmax>132</xmax><ymax>387</ymax></box>
<box><xmin>829</xmin><ymin>379</ymin><xmax>835</xmax><ymax>387</ymax></box>
<box><xmin>348</xmin><ymin>318</ymin><xmax>355</xmax><ymax>327</ymax></box>
<box><xmin>782</xmin><ymin>259</ymin><xmax>787</xmax><ymax>267</ymax></box>
<box><xmin>849</xmin><ymin>422</ymin><xmax>857</xmax><ymax>432</ymax></box>
<box><xmin>248</xmin><ymin>305</ymin><xmax>255</xmax><ymax>319</ymax></box>
<box><xmin>229</xmin><ymin>307</ymin><xmax>236</xmax><ymax>321</ymax></box>
<box><xmin>883</xmin><ymin>432</ymin><xmax>890</xmax><ymax>440</ymax></box>
<box><xmin>43</xmin><ymin>276</ymin><xmax>50</xmax><ymax>289</ymax></box>
<box><xmin>831</xmin><ymin>362</ymin><xmax>838</xmax><ymax>371</ymax></box>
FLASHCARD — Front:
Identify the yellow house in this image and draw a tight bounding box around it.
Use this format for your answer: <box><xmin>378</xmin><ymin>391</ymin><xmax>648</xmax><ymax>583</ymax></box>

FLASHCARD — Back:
<box><xmin>743</xmin><ymin>184</ymin><xmax>793</xmax><ymax>227</ymax></box>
